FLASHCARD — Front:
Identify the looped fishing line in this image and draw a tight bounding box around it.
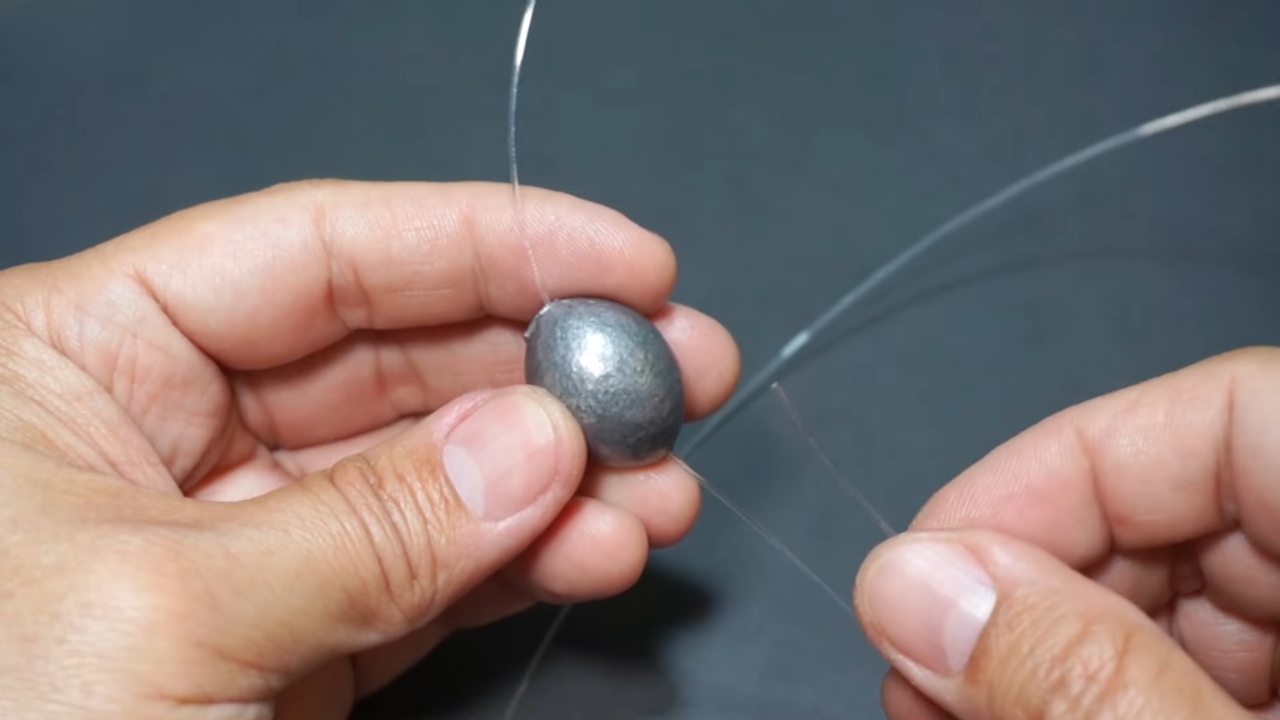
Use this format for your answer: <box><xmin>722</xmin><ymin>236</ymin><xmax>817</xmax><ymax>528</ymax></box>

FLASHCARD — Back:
<box><xmin>510</xmin><ymin>0</ymin><xmax>550</xmax><ymax>308</ymax></box>
<box><xmin>679</xmin><ymin>82</ymin><xmax>1280</xmax><ymax>458</ymax></box>
<box><xmin>505</xmin><ymin>0</ymin><xmax>866</xmax><ymax>575</ymax></box>
<box><xmin>499</xmin><ymin>2</ymin><xmax>1280</xmax><ymax>716</ymax></box>
<box><xmin>499</xmin><ymin>4</ymin><xmax>861</xmax><ymax>718</ymax></box>
<box><xmin>771</xmin><ymin>382</ymin><xmax>896</xmax><ymax>538</ymax></box>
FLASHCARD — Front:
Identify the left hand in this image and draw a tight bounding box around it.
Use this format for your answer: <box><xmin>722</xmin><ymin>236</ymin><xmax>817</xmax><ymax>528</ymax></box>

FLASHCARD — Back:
<box><xmin>0</xmin><ymin>180</ymin><xmax>739</xmax><ymax>719</ymax></box>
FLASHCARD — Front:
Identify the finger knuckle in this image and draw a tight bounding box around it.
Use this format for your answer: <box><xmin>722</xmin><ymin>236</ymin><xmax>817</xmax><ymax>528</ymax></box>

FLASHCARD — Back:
<box><xmin>1041</xmin><ymin>623</ymin><xmax>1140</xmax><ymax>720</ymax></box>
<box><xmin>322</xmin><ymin>448</ymin><xmax>458</xmax><ymax>635</ymax></box>
<box><xmin>990</xmin><ymin>605</ymin><xmax>1150</xmax><ymax>720</ymax></box>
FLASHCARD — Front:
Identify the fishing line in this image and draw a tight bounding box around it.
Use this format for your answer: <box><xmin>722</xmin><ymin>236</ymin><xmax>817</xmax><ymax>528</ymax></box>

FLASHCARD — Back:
<box><xmin>500</xmin><ymin>4</ymin><xmax>857</xmax><ymax>718</ymax></box>
<box><xmin>499</xmin><ymin>1</ymin><xmax>1280</xmax><ymax>715</ymax></box>
<box><xmin>509</xmin><ymin>0</ymin><xmax>550</xmax><ymax>307</ymax></box>
<box><xmin>501</xmin><ymin>75</ymin><xmax>1280</xmax><ymax>719</ymax></box>
<box><xmin>771</xmin><ymin>382</ymin><xmax>896</xmax><ymax>539</ymax></box>
<box><xmin>671</xmin><ymin>452</ymin><xmax>855</xmax><ymax>614</ymax></box>
<box><xmin>677</xmin><ymin>82</ymin><xmax>1280</xmax><ymax>459</ymax></box>
<box><xmin>505</xmin><ymin>0</ymin><xmax>851</xmax><ymax>582</ymax></box>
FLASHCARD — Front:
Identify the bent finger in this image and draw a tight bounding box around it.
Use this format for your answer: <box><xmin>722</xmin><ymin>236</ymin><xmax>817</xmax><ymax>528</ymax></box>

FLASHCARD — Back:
<box><xmin>234</xmin><ymin>303</ymin><xmax>739</xmax><ymax>449</ymax></box>
<box><xmin>855</xmin><ymin>529</ymin><xmax>1248</xmax><ymax>720</ymax></box>
<box><xmin>505</xmin><ymin>496</ymin><xmax>650</xmax><ymax>604</ymax></box>
<box><xmin>194</xmin><ymin>385</ymin><xmax>587</xmax><ymax>680</ymax></box>
<box><xmin>75</xmin><ymin>179</ymin><xmax>678</xmax><ymax>370</ymax></box>
<box><xmin>911</xmin><ymin>346</ymin><xmax>1280</xmax><ymax>568</ymax></box>
<box><xmin>578</xmin><ymin>459</ymin><xmax>701</xmax><ymax>549</ymax></box>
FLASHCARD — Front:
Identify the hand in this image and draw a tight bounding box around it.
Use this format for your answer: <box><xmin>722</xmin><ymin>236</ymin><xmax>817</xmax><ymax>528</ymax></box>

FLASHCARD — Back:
<box><xmin>0</xmin><ymin>180</ymin><xmax>739</xmax><ymax>719</ymax></box>
<box><xmin>854</xmin><ymin>347</ymin><xmax>1280</xmax><ymax>719</ymax></box>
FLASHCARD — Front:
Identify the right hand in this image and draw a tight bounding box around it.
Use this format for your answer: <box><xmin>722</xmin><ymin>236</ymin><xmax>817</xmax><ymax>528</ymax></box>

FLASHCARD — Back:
<box><xmin>855</xmin><ymin>347</ymin><xmax>1280</xmax><ymax>719</ymax></box>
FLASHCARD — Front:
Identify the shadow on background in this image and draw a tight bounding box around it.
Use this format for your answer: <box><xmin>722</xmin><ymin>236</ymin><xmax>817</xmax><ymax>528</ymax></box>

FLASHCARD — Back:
<box><xmin>352</xmin><ymin>565</ymin><xmax>715</xmax><ymax>719</ymax></box>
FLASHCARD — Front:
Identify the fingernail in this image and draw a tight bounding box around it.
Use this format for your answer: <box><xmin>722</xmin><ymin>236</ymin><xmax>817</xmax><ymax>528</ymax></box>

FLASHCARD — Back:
<box><xmin>861</xmin><ymin>541</ymin><xmax>996</xmax><ymax>675</ymax></box>
<box><xmin>443</xmin><ymin>389</ymin><xmax>558</xmax><ymax>522</ymax></box>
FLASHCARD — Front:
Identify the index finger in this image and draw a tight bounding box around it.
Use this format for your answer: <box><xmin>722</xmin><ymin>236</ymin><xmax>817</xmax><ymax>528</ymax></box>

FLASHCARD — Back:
<box><xmin>83</xmin><ymin>180</ymin><xmax>677</xmax><ymax>369</ymax></box>
<box><xmin>910</xmin><ymin>347</ymin><xmax>1280</xmax><ymax>569</ymax></box>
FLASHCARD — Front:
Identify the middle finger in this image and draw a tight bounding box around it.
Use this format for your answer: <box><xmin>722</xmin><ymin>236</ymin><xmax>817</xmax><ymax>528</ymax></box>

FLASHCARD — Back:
<box><xmin>233</xmin><ymin>303</ymin><xmax>740</xmax><ymax>450</ymax></box>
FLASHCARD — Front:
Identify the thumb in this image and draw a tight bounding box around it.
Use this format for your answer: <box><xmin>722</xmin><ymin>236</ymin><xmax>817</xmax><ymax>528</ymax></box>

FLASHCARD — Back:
<box><xmin>853</xmin><ymin>530</ymin><xmax>1249</xmax><ymax>720</ymax></box>
<box><xmin>202</xmin><ymin>385</ymin><xmax>586</xmax><ymax>681</ymax></box>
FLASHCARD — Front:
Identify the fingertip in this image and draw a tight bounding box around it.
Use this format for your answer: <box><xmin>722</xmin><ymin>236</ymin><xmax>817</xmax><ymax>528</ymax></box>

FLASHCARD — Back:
<box><xmin>647</xmin><ymin>464</ymin><xmax>702</xmax><ymax>548</ymax></box>
<box><xmin>521</xmin><ymin>384</ymin><xmax>590</xmax><ymax>480</ymax></box>
<box><xmin>480</xmin><ymin>183</ymin><xmax>680</xmax><ymax>317</ymax></box>
<box><xmin>581</xmin><ymin>460</ymin><xmax>703</xmax><ymax>548</ymax></box>
<box><xmin>854</xmin><ymin>531</ymin><xmax>1001</xmax><ymax>691</ymax></box>
<box><xmin>652</xmin><ymin>304</ymin><xmax>741</xmax><ymax>420</ymax></box>
<box><xmin>853</xmin><ymin>532</ymin><xmax>924</xmax><ymax>613</ymax></box>
<box><xmin>860</xmin><ymin>528</ymin><xmax>1241</xmax><ymax>720</ymax></box>
<box><xmin>514</xmin><ymin>497</ymin><xmax>650</xmax><ymax>603</ymax></box>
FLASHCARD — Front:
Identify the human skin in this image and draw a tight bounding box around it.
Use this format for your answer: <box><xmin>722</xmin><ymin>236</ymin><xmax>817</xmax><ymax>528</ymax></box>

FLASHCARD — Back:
<box><xmin>0</xmin><ymin>180</ymin><xmax>740</xmax><ymax>719</ymax></box>
<box><xmin>855</xmin><ymin>346</ymin><xmax>1280</xmax><ymax>719</ymax></box>
<box><xmin>10</xmin><ymin>175</ymin><xmax>1273</xmax><ymax>720</ymax></box>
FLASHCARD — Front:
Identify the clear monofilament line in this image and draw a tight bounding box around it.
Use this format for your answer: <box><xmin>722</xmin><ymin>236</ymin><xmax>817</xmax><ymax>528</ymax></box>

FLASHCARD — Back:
<box><xmin>509</xmin><ymin>0</ymin><xmax>550</xmax><ymax>307</ymax></box>
<box><xmin>500</xmin><ymin>603</ymin><xmax>570</xmax><ymax>720</ymax></box>
<box><xmin>500</xmin><ymin>5</ymin><xmax>560</xmax><ymax>718</ymax></box>
<box><xmin>771</xmin><ymin>382</ymin><xmax>896</xmax><ymax>539</ymax></box>
<box><xmin>677</xmin><ymin>82</ymin><xmax>1280</xmax><ymax>460</ymax></box>
<box><xmin>498</xmin><ymin>449</ymin><xmax>853</xmax><ymax>720</ymax></box>
<box><xmin>670</xmin><ymin>454</ymin><xmax>855</xmax><ymax>615</ymax></box>
<box><xmin>502</xmin><ymin>80</ymin><xmax>1280</xmax><ymax>720</ymax></box>
<box><xmin>502</xmin><ymin>2</ymin><xmax>1280</xmax><ymax>714</ymax></box>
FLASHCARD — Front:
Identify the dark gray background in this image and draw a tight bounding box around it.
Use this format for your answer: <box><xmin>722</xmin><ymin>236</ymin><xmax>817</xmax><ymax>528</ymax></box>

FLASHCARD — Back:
<box><xmin>4</xmin><ymin>1</ymin><xmax>1280</xmax><ymax>718</ymax></box>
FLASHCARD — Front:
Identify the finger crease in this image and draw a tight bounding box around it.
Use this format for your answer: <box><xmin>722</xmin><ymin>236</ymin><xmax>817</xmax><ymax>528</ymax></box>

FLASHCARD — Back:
<box><xmin>325</xmin><ymin>468</ymin><xmax>419</xmax><ymax>634</ymax></box>
<box><xmin>372</xmin><ymin>337</ymin><xmax>428</xmax><ymax>419</ymax></box>
<box><xmin>462</xmin><ymin>200</ymin><xmax>496</xmax><ymax>318</ymax></box>
<box><xmin>1071</xmin><ymin>418</ymin><xmax>1117</xmax><ymax>559</ymax></box>
<box><xmin>312</xmin><ymin>199</ymin><xmax>374</xmax><ymax>331</ymax></box>
<box><xmin>1218</xmin><ymin>368</ymin><xmax>1240</xmax><ymax>528</ymax></box>
<box><xmin>228</xmin><ymin>374</ymin><xmax>282</xmax><ymax>449</ymax></box>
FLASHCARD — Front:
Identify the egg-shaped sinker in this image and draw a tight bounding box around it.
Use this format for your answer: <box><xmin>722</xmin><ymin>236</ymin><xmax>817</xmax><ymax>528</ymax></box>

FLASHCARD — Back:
<box><xmin>524</xmin><ymin>298</ymin><xmax>685</xmax><ymax>468</ymax></box>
